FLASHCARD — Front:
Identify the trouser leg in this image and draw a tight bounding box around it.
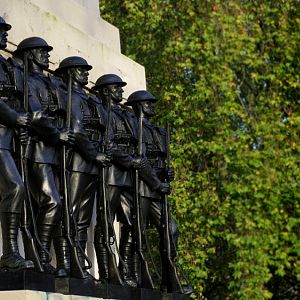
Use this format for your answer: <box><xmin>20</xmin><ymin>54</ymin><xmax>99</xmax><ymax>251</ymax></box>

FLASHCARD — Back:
<box><xmin>149</xmin><ymin>199</ymin><xmax>190</xmax><ymax>293</ymax></box>
<box><xmin>114</xmin><ymin>188</ymin><xmax>138</xmax><ymax>288</ymax></box>
<box><xmin>27</xmin><ymin>163</ymin><xmax>62</xmax><ymax>226</ymax></box>
<box><xmin>94</xmin><ymin>185</ymin><xmax>121</xmax><ymax>282</ymax></box>
<box><xmin>71</xmin><ymin>172</ymin><xmax>97</xmax><ymax>239</ymax></box>
<box><xmin>0</xmin><ymin>150</ymin><xmax>24</xmax><ymax>214</ymax></box>
<box><xmin>70</xmin><ymin>172</ymin><xmax>97</xmax><ymax>276</ymax></box>
<box><xmin>97</xmin><ymin>185</ymin><xmax>137</xmax><ymax>287</ymax></box>
<box><xmin>27</xmin><ymin>163</ymin><xmax>62</xmax><ymax>273</ymax></box>
<box><xmin>149</xmin><ymin>200</ymin><xmax>179</xmax><ymax>259</ymax></box>
<box><xmin>0</xmin><ymin>150</ymin><xmax>34</xmax><ymax>270</ymax></box>
<box><xmin>136</xmin><ymin>196</ymin><xmax>152</xmax><ymax>283</ymax></box>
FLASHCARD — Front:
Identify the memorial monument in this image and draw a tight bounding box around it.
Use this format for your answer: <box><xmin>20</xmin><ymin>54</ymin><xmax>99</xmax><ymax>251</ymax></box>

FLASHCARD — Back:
<box><xmin>0</xmin><ymin>1</ymin><xmax>193</xmax><ymax>299</ymax></box>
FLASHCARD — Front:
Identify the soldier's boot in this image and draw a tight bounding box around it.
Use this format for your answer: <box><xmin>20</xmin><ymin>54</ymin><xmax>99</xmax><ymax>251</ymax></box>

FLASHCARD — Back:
<box><xmin>132</xmin><ymin>251</ymin><xmax>140</xmax><ymax>285</ymax></box>
<box><xmin>20</xmin><ymin>229</ymin><xmax>44</xmax><ymax>273</ymax></box>
<box><xmin>76</xmin><ymin>240</ymin><xmax>93</xmax><ymax>279</ymax></box>
<box><xmin>53</xmin><ymin>236</ymin><xmax>70</xmax><ymax>277</ymax></box>
<box><xmin>119</xmin><ymin>229</ymin><xmax>138</xmax><ymax>288</ymax></box>
<box><xmin>0</xmin><ymin>212</ymin><xmax>34</xmax><ymax>270</ymax></box>
<box><xmin>37</xmin><ymin>224</ymin><xmax>55</xmax><ymax>274</ymax></box>
<box><xmin>94</xmin><ymin>233</ymin><xmax>109</xmax><ymax>283</ymax></box>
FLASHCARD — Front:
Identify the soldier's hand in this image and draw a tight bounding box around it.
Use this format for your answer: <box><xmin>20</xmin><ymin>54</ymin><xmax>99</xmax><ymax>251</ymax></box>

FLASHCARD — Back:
<box><xmin>59</xmin><ymin>129</ymin><xmax>75</xmax><ymax>146</ymax></box>
<box><xmin>167</xmin><ymin>167</ymin><xmax>175</xmax><ymax>182</ymax></box>
<box><xmin>19</xmin><ymin>129</ymin><xmax>29</xmax><ymax>144</ymax></box>
<box><xmin>131</xmin><ymin>156</ymin><xmax>148</xmax><ymax>169</ymax></box>
<box><xmin>16</xmin><ymin>112</ymin><xmax>31</xmax><ymax>127</ymax></box>
<box><xmin>95</xmin><ymin>152</ymin><xmax>111</xmax><ymax>167</ymax></box>
<box><xmin>103</xmin><ymin>142</ymin><xmax>113</xmax><ymax>157</ymax></box>
<box><xmin>157</xmin><ymin>182</ymin><xmax>170</xmax><ymax>194</ymax></box>
<box><xmin>104</xmin><ymin>146</ymin><xmax>113</xmax><ymax>161</ymax></box>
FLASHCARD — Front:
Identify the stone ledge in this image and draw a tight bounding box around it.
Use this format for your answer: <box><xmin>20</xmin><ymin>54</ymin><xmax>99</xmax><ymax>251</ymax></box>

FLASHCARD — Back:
<box><xmin>0</xmin><ymin>289</ymin><xmax>190</xmax><ymax>300</ymax></box>
<box><xmin>0</xmin><ymin>290</ymin><xmax>111</xmax><ymax>300</ymax></box>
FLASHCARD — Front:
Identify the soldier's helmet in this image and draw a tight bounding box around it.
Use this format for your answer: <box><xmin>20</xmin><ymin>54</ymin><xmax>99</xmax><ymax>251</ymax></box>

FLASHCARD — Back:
<box><xmin>55</xmin><ymin>56</ymin><xmax>92</xmax><ymax>74</ymax></box>
<box><xmin>0</xmin><ymin>16</ymin><xmax>12</xmax><ymax>31</ymax></box>
<box><xmin>92</xmin><ymin>74</ymin><xmax>127</xmax><ymax>91</ymax></box>
<box><xmin>125</xmin><ymin>90</ymin><xmax>157</xmax><ymax>106</ymax></box>
<box><xmin>14</xmin><ymin>37</ymin><xmax>53</xmax><ymax>56</ymax></box>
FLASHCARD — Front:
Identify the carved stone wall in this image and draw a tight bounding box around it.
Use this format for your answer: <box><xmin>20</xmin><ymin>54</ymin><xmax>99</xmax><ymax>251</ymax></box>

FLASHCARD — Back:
<box><xmin>1</xmin><ymin>0</ymin><xmax>146</xmax><ymax>96</ymax></box>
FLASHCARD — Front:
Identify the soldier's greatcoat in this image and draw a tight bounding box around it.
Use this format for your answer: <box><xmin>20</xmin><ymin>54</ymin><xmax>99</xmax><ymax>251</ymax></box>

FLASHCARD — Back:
<box><xmin>67</xmin><ymin>86</ymin><xmax>103</xmax><ymax>241</ymax></box>
<box><xmin>0</xmin><ymin>54</ymin><xmax>24</xmax><ymax>214</ymax></box>
<box><xmin>139</xmin><ymin>119</ymin><xmax>179</xmax><ymax>249</ymax></box>
<box><xmin>26</xmin><ymin>71</ymin><xmax>64</xmax><ymax>225</ymax></box>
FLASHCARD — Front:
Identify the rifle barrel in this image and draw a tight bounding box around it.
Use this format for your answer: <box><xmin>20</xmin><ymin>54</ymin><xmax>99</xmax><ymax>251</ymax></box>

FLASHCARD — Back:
<box><xmin>134</xmin><ymin>107</ymin><xmax>154</xmax><ymax>288</ymax></box>
<box><xmin>23</xmin><ymin>52</ymin><xmax>29</xmax><ymax>112</ymax></box>
<box><xmin>66</xmin><ymin>72</ymin><xmax>72</xmax><ymax>128</ymax></box>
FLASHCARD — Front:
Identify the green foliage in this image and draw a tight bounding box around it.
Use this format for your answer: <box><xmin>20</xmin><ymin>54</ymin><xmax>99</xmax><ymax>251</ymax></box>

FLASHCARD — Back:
<box><xmin>99</xmin><ymin>1</ymin><xmax>300</xmax><ymax>299</ymax></box>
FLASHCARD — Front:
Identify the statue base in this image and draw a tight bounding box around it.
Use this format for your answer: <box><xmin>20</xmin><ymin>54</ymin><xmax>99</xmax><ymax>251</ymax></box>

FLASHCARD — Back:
<box><xmin>55</xmin><ymin>276</ymin><xmax>95</xmax><ymax>297</ymax></box>
<box><xmin>131</xmin><ymin>287</ymin><xmax>162</xmax><ymax>300</ymax></box>
<box><xmin>95</xmin><ymin>282</ymin><xmax>180</xmax><ymax>300</ymax></box>
<box><xmin>0</xmin><ymin>269</ymin><xmax>55</xmax><ymax>292</ymax></box>
<box><xmin>0</xmin><ymin>270</ymin><xmax>191</xmax><ymax>299</ymax></box>
<box><xmin>162</xmin><ymin>292</ymin><xmax>191</xmax><ymax>300</ymax></box>
<box><xmin>101</xmin><ymin>283</ymin><xmax>132</xmax><ymax>299</ymax></box>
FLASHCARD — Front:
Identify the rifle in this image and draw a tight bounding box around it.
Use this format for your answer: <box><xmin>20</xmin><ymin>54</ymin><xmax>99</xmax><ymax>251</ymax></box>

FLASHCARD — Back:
<box><xmin>160</xmin><ymin>122</ymin><xmax>189</xmax><ymax>293</ymax></box>
<box><xmin>61</xmin><ymin>71</ymin><xmax>87</xmax><ymax>279</ymax></box>
<box><xmin>133</xmin><ymin>106</ymin><xmax>154</xmax><ymax>289</ymax></box>
<box><xmin>97</xmin><ymin>92</ymin><xmax>123</xmax><ymax>284</ymax></box>
<box><xmin>19</xmin><ymin>52</ymin><xmax>44</xmax><ymax>272</ymax></box>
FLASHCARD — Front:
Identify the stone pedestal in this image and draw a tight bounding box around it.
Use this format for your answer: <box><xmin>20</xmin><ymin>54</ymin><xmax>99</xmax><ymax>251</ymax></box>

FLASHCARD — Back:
<box><xmin>0</xmin><ymin>290</ymin><xmax>108</xmax><ymax>300</ymax></box>
<box><xmin>162</xmin><ymin>292</ymin><xmax>191</xmax><ymax>300</ymax></box>
<box><xmin>0</xmin><ymin>270</ymin><xmax>191</xmax><ymax>300</ymax></box>
<box><xmin>131</xmin><ymin>287</ymin><xmax>162</xmax><ymax>300</ymax></box>
<box><xmin>55</xmin><ymin>277</ymin><xmax>95</xmax><ymax>297</ymax></box>
<box><xmin>0</xmin><ymin>269</ymin><xmax>55</xmax><ymax>293</ymax></box>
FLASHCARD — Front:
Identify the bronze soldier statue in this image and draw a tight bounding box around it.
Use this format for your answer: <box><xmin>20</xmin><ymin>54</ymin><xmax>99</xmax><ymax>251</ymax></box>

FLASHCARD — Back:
<box><xmin>0</xmin><ymin>17</ymin><xmax>34</xmax><ymax>271</ymax></box>
<box><xmin>92</xmin><ymin>75</ymin><xmax>169</xmax><ymax>287</ymax></box>
<box><xmin>125</xmin><ymin>90</ymin><xmax>193</xmax><ymax>294</ymax></box>
<box><xmin>13</xmin><ymin>37</ymin><xmax>74</xmax><ymax>273</ymax></box>
<box><xmin>54</xmin><ymin>56</ymin><xmax>111</xmax><ymax>278</ymax></box>
<box><xmin>92</xmin><ymin>74</ymin><xmax>142</xmax><ymax>287</ymax></box>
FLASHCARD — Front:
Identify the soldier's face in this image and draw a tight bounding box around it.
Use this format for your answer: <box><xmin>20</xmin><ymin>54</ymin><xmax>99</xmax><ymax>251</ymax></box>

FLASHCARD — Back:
<box><xmin>73</xmin><ymin>67</ymin><xmax>89</xmax><ymax>86</ymax></box>
<box><xmin>31</xmin><ymin>48</ymin><xmax>50</xmax><ymax>69</ymax></box>
<box><xmin>0</xmin><ymin>28</ymin><xmax>8</xmax><ymax>49</ymax></box>
<box><xmin>108</xmin><ymin>84</ymin><xmax>123</xmax><ymax>103</ymax></box>
<box><xmin>141</xmin><ymin>101</ymin><xmax>155</xmax><ymax>117</ymax></box>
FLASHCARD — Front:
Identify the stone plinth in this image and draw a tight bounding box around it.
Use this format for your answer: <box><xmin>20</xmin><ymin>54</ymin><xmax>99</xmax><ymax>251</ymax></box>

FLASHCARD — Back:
<box><xmin>0</xmin><ymin>290</ymin><xmax>111</xmax><ymax>300</ymax></box>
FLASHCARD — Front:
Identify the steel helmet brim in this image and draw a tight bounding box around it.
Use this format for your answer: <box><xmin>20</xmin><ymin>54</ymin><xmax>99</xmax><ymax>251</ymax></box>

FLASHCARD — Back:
<box><xmin>124</xmin><ymin>90</ymin><xmax>157</xmax><ymax>106</ymax></box>
<box><xmin>55</xmin><ymin>56</ymin><xmax>93</xmax><ymax>74</ymax></box>
<box><xmin>0</xmin><ymin>16</ymin><xmax>12</xmax><ymax>31</ymax></box>
<box><xmin>92</xmin><ymin>74</ymin><xmax>127</xmax><ymax>90</ymax></box>
<box><xmin>13</xmin><ymin>37</ymin><xmax>53</xmax><ymax>57</ymax></box>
